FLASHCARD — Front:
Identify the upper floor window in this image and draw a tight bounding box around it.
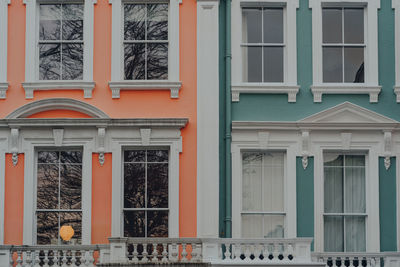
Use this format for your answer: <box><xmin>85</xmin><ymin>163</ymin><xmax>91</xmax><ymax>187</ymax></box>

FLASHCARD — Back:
<box><xmin>242</xmin><ymin>7</ymin><xmax>283</xmax><ymax>83</ymax></box>
<box><xmin>39</xmin><ymin>4</ymin><xmax>84</xmax><ymax>80</ymax></box>
<box><xmin>322</xmin><ymin>8</ymin><xmax>364</xmax><ymax>83</ymax></box>
<box><xmin>124</xmin><ymin>3</ymin><xmax>168</xmax><ymax>80</ymax></box>
<box><xmin>323</xmin><ymin>153</ymin><xmax>366</xmax><ymax>252</ymax></box>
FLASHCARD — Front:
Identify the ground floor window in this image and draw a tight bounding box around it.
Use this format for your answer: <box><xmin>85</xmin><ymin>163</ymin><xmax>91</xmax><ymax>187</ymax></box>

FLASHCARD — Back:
<box><xmin>241</xmin><ymin>151</ymin><xmax>285</xmax><ymax>238</ymax></box>
<box><xmin>324</xmin><ymin>153</ymin><xmax>366</xmax><ymax>252</ymax></box>
<box><xmin>123</xmin><ymin>149</ymin><xmax>169</xmax><ymax>237</ymax></box>
<box><xmin>36</xmin><ymin>150</ymin><xmax>82</xmax><ymax>245</ymax></box>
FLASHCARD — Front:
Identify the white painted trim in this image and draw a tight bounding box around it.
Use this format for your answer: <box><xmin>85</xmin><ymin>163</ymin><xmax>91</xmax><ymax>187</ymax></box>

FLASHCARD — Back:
<box><xmin>110</xmin><ymin>128</ymin><xmax>182</xmax><ymax>238</ymax></box>
<box><xmin>232</xmin><ymin>83</ymin><xmax>300</xmax><ymax>102</ymax></box>
<box><xmin>197</xmin><ymin>0</ymin><xmax>219</xmax><ymax>238</ymax></box>
<box><xmin>109</xmin><ymin>0</ymin><xmax>181</xmax><ymax>98</ymax></box>
<box><xmin>393</xmin><ymin>1</ymin><xmax>400</xmax><ymax>102</ymax></box>
<box><xmin>309</xmin><ymin>0</ymin><xmax>380</xmax><ymax>102</ymax></box>
<box><xmin>24</xmin><ymin>0</ymin><xmax>95</xmax><ymax>95</ymax></box>
<box><xmin>231</xmin><ymin>0</ymin><xmax>299</xmax><ymax>102</ymax></box>
<box><xmin>0</xmin><ymin>137</ymin><xmax>7</xmax><ymax>245</ymax></box>
<box><xmin>108</xmin><ymin>81</ymin><xmax>182</xmax><ymax>99</ymax></box>
<box><xmin>0</xmin><ymin>0</ymin><xmax>10</xmax><ymax>99</ymax></box>
<box><xmin>396</xmin><ymin>153</ymin><xmax>400</xmax><ymax>251</ymax></box>
<box><xmin>22</xmin><ymin>81</ymin><xmax>96</xmax><ymax>99</ymax></box>
<box><xmin>231</xmin><ymin>131</ymin><xmax>298</xmax><ymax>239</ymax></box>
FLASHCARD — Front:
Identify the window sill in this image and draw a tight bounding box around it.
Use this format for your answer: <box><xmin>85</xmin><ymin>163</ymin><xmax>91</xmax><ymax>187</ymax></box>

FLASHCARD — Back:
<box><xmin>0</xmin><ymin>82</ymin><xmax>8</xmax><ymax>99</ymax></box>
<box><xmin>108</xmin><ymin>80</ymin><xmax>182</xmax><ymax>99</ymax></box>
<box><xmin>311</xmin><ymin>84</ymin><xmax>382</xmax><ymax>103</ymax></box>
<box><xmin>231</xmin><ymin>83</ymin><xmax>300</xmax><ymax>102</ymax></box>
<box><xmin>22</xmin><ymin>81</ymin><xmax>96</xmax><ymax>99</ymax></box>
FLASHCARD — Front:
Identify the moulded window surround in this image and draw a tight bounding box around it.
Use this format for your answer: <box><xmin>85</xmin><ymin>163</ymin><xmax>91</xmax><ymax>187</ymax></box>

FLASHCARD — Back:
<box><xmin>309</xmin><ymin>0</ymin><xmax>381</xmax><ymax>103</ymax></box>
<box><xmin>0</xmin><ymin>0</ymin><xmax>10</xmax><ymax>99</ymax></box>
<box><xmin>231</xmin><ymin>0</ymin><xmax>299</xmax><ymax>103</ymax></box>
<box><xmin>109</xmin><ymin>0</ymin><xmax>181</xmax><ymax>99</ymax></box>
<box><xmin>23</xmin><ymin>0</ymin><xmax>96</xmax><ymax>99</ymax></box>
<box><xmin>0</xmin><ymin>138</ymin><xmax>7</xmax><ymax>244</ymax></box>
<box><xmin>393</xmin><ymin>1</ymin><xmax>400</xmax><ymax>102</ymax></box>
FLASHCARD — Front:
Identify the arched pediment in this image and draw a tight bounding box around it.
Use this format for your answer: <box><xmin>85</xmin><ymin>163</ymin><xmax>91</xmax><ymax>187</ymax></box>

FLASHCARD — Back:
<box><xmin>6</xmin><ymin>98</ymin><xmax>109</xmax><ymax>119</ymax></box>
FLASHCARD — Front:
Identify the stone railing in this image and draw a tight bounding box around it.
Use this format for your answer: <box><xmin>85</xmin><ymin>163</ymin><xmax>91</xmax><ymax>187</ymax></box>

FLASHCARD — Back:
<box><xmin>312</xmin><ymin>252</ymin><xmax>400</xmax><ymax>267</ymax></box>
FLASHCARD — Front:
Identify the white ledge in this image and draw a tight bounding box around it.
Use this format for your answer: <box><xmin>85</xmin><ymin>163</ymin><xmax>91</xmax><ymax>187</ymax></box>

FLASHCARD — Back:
<box><xmin>0</xmin><ymin>82</ymin><xmax>8</xmax><ymax>99</ymax></box>
<box><xmin>22</xmin><ymin>81</ymin><xmax>95</xmax><ymax>99</ymax></box>
<box><xmin>109</xmin><ymin>80</ymin><xmax>182</xmax><ymax>99</ymax></box>
<box><xmin>231</xmin><ymin>83</ymin><xmax>300</xmax><ymax>102</ymax></box>
<box><xmin>394</xmin><ymin>85</ymin><xmax>400</xmax><ymax>103</ymax></box>
<box><xmin>311</xmin><ymin>84</ymin><xmax>382</xmax><ymax>103</ymax></box>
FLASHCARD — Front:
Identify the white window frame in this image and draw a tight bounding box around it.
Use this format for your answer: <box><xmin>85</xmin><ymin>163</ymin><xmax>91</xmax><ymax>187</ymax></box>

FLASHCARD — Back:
<box><xmin>0</xmin><ymin>0</ymin><xmax>10</xmax><ymax>99</ymax></box>
<box><xmin>231</xmin><ymin>131</ymin><xmax>297</xmax><ymax>238</ymax></box>
<box><xmin>111</xmin><ymin>129</ymin><xmax>182</xmax><ymax>238</ymax></box>
<box><xmin>0</xmin><ymin>137</ymin><xmax>7</xmax><ymax>245</ymax></box>
<box><xmin>309</xmin><ymin>0</ymin><xmax>381</xmax><ymax>103</ymax></box>
<box><xmin>393</xmin><ymin>1</ymin><xmax>400</xmax><ymax>102</ymax></box>
<box><xmin>231</xmin><ymin>0</ymin><xmax>299</xmax><ymax>103</ymax></box>
<box><xmin>22</xmin><ymin>0</ymin><xmax>96</xmax><ymax>99</ymax></box>
<box><xmin>109</xmin><ymin>0</ymin><xmax>181</xmax><ymax>99</ymax></box>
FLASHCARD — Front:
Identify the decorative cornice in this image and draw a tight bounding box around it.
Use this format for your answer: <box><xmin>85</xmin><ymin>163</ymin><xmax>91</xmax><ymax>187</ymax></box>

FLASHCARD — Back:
<box><xmin>109</xmin><ymin>81</ymin><xmax>182</xmax><ymax>99</ymax></box>
<box><xmin>97</xmin><ymin>127</ymin><xmax>106</xmax><ymax>166</ymax></box>
<box><xmin>311</xmin><ymin>85</ymin><xmax>382</xmax><ymax>103</ymax></box>
<box><xmin>22</xmin><ymin>81</ymin><xmax>95</xmax><ymax>99</ymax></box>
<box><xmin>0</xmin><ymin>82</ymin><xmax>8</xmax><ymax>99</ymax></box>
<box><xmin>231</xmin><ymin>84</ymin><xmax>300</xmax><ymax>103</ymax></box>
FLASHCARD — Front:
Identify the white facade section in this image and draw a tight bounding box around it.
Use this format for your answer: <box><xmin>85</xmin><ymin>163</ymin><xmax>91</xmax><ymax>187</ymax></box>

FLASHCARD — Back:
<box><xmin>231</xmin><ymin>0</ymin><xmax>299</xmax><ymax>102</ymax></box>
<box><xmin>23</xmin><ymin>0</ymin><xmax>96</xmax><ymax>99</ymax></box>
<box><xmin>109</xmin><ymin>0</ymin><xmax>181</xmax><ymax>99</ymax></box>
<box><xmin>393</xmin><ymin>0</ymin><xmax>400</xmax><ymax>102</ymax></box>
<box><xmin>196</xmin><ymin>0</ymin><xmax>219</xmax><ymax>238</ymax></box>
<box><xmin>309</xmin><ymin>0</ymin><xmax>381</xmax><ymax>102</ymax></box>
<box><xmin>0</xmin><ymin>0</ymin><xmax>10</xmax><ymax>99</ymax></box>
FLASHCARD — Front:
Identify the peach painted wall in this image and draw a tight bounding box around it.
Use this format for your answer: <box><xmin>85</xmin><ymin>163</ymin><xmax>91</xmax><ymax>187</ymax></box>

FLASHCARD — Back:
<box><xmin>4</xmin><ymin>154</ymin><xmax>24</xmax><ymax>245</ymax></box>
<box><xmin>2</xmin><ymin>0</ymin><xmax>197</xmax><ymax>242</ymax></box>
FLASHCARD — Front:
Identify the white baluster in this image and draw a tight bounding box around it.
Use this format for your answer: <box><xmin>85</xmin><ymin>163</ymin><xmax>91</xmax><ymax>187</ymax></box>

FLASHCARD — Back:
<box><xmin>169</xmin><ymin>243</ymin><xmax>178</xmax><ymax>262</ymax></box>
<box><xmin>191</xmin><ymin>243</ymin><xmax>197</xmax><ymax>262</ymax></box>
<box><xmin>272</xmin><ymin>244</ymin><xmax>279</xmax><ymax>261</ymax></box>
<box><xmin>131</xmin><ymin>244</ymin><xmax>139</xmax><ymax>263</ymax></box>
<box><xmin>52</xmin><ymin>251</ymin><xmax>58</xmax><ymax>267</ymax></box>
<box><xmin>61</xmin><ymin>250</ymin><xmax>68</xmax><ymax>267</ymax></box>
<box><xmin>195</xmin><ymin>243</ymin><xmax>202</xmax><ymax>262</ymax></box>
<box><xmin>181</xmin><ymin>243</ymin><xmax>188</xmax><ymax>262</ymax></box>
<box><xmin>33</xmin><ymin>251</ymin><xmax>41</xmax><ymax>267</ymax></box>
<box><xmin>141</xmin><ymin>244</ymin><xmax>149</xmax><ymax>263</ymax></box>
<box><xmin>161</xmin><ymin>243</ymin><xmax>168</xmax><ymax>263</ymax></box>
<box><xmin>70</xmin><ymin>250</ymin><xmax>77</xmax><ymax>267</ymax></box>
<box><xmin>287</xmin><ymin>244</ymin><xmax>294</xmax><ymax>261</ymax></box>
<box><xmin>15</xmin><ymin>251</ymin><xmax>23</xmax><ymax>267</ymax></box>
<box><xmin>282</xmin><ymin>243</ymin><xmax>288</xmax><ymax>261</ymax></box>
<box><xmin>25</xmin><ymin>251</ymin><xmax>33</xmax><ymax>266</ymax></box>
<box><xmin>244</xmin><ymin>245</ymin><xmax>251</xmax><ymax>262</ymax></box>
<box><xmin>369</xmin><ymin>257</ymin><xmax>375</xmax><ymax>267</ymax></box>
<box><xmin>42</xmin><ymin>250</ymin><xmax>49</xmax><ymax>267</ymax></box>
<box><xmin>234</xmin><ymin>244</ymin><xmax>242</xmax><ymax>262</ymax></box>
<box><xmin>84</xmin><ymin>250</ymin><xmax>95</xmax><ymax>267</ymax></box>
<box><xmin>151</xmin><ymin>243</ymin><xmax>158</xmax><ymax>262</ymax></box>
<box><xmin>224</xmin><ymin>243</ymin><xmax>231</xmax><ymax>261</ymax></box>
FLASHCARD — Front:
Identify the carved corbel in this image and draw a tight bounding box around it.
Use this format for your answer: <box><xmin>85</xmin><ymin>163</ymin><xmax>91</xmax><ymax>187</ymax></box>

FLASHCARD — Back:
<box><xmin>10</xmin><ymin>128</ymin><xmax>19</xmax><ymax>166</ymax></box>
<box><xmin>140</xmin><ymin>128</ymin><xmax>151</xmax><ymax>146</ymax></box>
<box><xmin>97</xmin><ymin>128</ymin><xmax>106</xmax><ymax>166</ymax></box>
<box><xmin>301</xmin><ymin>131</ymin><xmax>310</xmax><ymax>169</ymax></box>
<box><xmin>383</xmin><ymin>131</ymin><xmax>392</xmax><ymax>170</ymax></box>
<box><xmin>258</xmin><ymin>132</ymin><xmax>269</xmax><ymax>149</ymax></box>
<box><xmin>53</xmin><ymin>129</ymin><xmax>64</xmax><ymax>146</ymax></box>
<box><xmin>341</xmin><ymin>133</ymin><xmax>352</xmax><ymax>151</ymax></box>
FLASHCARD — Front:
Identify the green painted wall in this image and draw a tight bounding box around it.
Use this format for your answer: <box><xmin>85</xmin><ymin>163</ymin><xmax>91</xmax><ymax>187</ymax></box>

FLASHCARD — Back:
<box><xmin>231</xmin><ymin>0</ymin><xmax>397</xmax><ymax>122</ymax></box>
<box><xmin>379</xmin><ymin>157</ymin><xmax>397</xmax><ymax>252</ymax></box>
<box><xmin>296</xmin><ymin>157</ymin><xmax>314</xmax><ymax>249</ymax></box>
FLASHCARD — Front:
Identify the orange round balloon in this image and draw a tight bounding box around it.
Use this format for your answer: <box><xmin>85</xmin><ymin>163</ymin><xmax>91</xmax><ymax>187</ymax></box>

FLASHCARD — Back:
<box><xmin>60</xmin><ymin>225</ymin><xmax>74</xmax><ymax>241</ymax></box>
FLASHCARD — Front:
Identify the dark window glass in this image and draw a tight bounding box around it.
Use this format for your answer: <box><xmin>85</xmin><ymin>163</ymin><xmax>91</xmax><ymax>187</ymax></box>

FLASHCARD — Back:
<box><xmin>344</xmin><ymin>9</ymin><xmax>364</xmax><ymax>44</ymax></box>
<box><xmin>323</xmin><ymin>47</ymin><xmax>343</xmax><ymax>82</ymax></box>
<box><xmin>344</xmin><ymin>47</ymin><xmax>364</xmax><ymax>83</ymax></box>
<box><xmin>322</xmin><ymin>8</ymin><xmax>342</xmax><ymax>43</ymax></box>
<box><xmin>263</xmin><ymin>8</ymin><xmax>283</xmax><ymax>43</ymax></box>
<box><xmin>264</xmin><ymin>47</ymin><xmax>283</xmax><ymax>82</ymax></box>
<box><xmin>124</xmin><ymin>43</ymin><xmax>145</xmax><ymax>80</ymax></box>
<box><xmin>244</xmin><ymin>46</ymin><xmax>262</xmax><ymax>82</ymax></box>
<box><xmin>242</xmin><ymin>8</ymin><xmax>262</xmax><ymax>43</ymax></box>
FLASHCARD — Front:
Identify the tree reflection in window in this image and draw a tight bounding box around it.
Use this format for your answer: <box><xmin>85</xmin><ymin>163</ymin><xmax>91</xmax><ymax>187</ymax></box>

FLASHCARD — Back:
<box><xmin>123</xmin><ymin>149</ymin><xmax>169</xmax><ymax>237</ymax></box>
<box><xmin>124</xmin><ymin>4</ymin><xmax>168</xmax><ymax>80</ymax></box>
<box><xmin>36</xmin><ymin>151</ymin><xmax>82</xmax><ymax>245</ymax></box>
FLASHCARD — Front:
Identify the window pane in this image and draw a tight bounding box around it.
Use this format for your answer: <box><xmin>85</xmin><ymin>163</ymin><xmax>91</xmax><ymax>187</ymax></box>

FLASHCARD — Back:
<box><xmin>124</xmin><ymin>211</ymin><xmax>145</xmax><ymax>237</ymax></box>
<box><xmin>62</xmin><ymin>4</ymin><xmax>83</xmax><ymax>40</ymax></box>
<box><xmin>322</xmin><ymin>8</ymin><xmax>342</xmax><ymax>43</ymax></box>
<box><xmin>60</xmin><ymin>212</ymin><xmax>82</xmax><ymax>244</ymax></box>
<box><xmin>264</xmin><ymin>46</ymin><xmax>283</xmax><ymax>83</ymax></box>
<box><xmin>345</xmin><ymin>155</ymin><xmax>365</xmax><ymax>167</ymax></box>
<box><xmin>124</xmin><ymin>163</ymin><xmax>145</xmax><ymax>208</ymax></box>
<box><xmin>323</xmin><ymin>47</ymin><xmax>343</xmax><ymax>83</ymax></box>
<box><xmin>324</xmin><ymin>166</ymin><xmax>343</xmax><ymax>213</ymax></box>
<box><xmin>60</xmin><ymin>151</ymin><xmax>82</xmax><ymax>164</ymax></box>
<box><xmin>344</xmin><ymin>47</ymin><xmax>364</xmax><ymax>83</ymax></box>
<box><xmin>324</xmin><ymin>154</ymin><xmax>343</xmax><ymax>166</ymax></box>
<box><xmin>60</xmin><ymin>164</ymin><xmax>82</xmax><ymax>210</ymax></box>
<box><xmin>345</xmin><ymin>167</ymin><xmax>365</xmax><ymax>213</ymax></box>
<box><xmin>263</xmin><ymin>152</ymin><xmax>284</xmax><ymax>212</ymax></box>
<box><xmin>243</xmin><ymin>46</ymin><xmax>262</xmax><ymax>82</ymax></box>
<box><xmin>241</xmin><ymin>214</ymin><xmax>262</xmax><ymax>238</ymax></box>
<box><xmin>147</xmin><ymin>210</ymin><xmax>168</xmax><ymax>237</ymax></box>
<box><xmin>263</xmin><ymin>215</ymin><xmax>284</xmax><ymax>238</ymax></box>
<box><xmin>324</xmin><ymin>216</ymin><xmax>344</xmax><ymax>252</ymax></box>
<box><xmin>37</xmin><ymin>211</ymin><xmax>59</xmax><ymax>245</ymax></box>
<box><xmin>124</xmin><ymin>44</ymin><xmax>145</xmax><ymax>80</ymax></box>
<box><xmin>38</xmin><ymin>151</ymin><xmax>59</xmax><ymax>164</ymax></box>
<box><xmin>147</xmin><ymin>163</ymin><xmax>168</xmax><ymax>208</ymax></box>
<box><xmin>61</xmin><ymin>43</ymin><xmax>83</xmax><ymax>80</ymax></box>
<box><xmin>147</xmin><ymin>150</ymin><xmax>168</xmax><ymax>162</ymax></box>
<box><xmin>242</xmin><ymin>8</ymin><xmax>262</xmax><ymax>43</ymax></box>
<box><xmin>39</xmin><ymin>5</ymin><xmax>61</xmax><ymax>40</ymax></box>
<box><xmin>124</xmin><ymin>4</ymin><xmax>146</xmax><ymax>40</ymax></box>
<box><xmin>39</xmin><ymin>44</ymin><xmax>61</xmax><ymax>80</ymax></box>
<box><xmin>147</xmin><ymin>43</ymin><xmax>168</xmax><ymax>80</ymax></box>
<box><xmin>37</xmin><ymin>164</ymin><xmax>59</xmax><ymax>209</ymax></box>
<box><xmin>242</xmin><ymin>153</ymin><xmax>262</xmax><ymax>211</ymax></box>
<box><xmin>124</xmin><ymin>150</ymin><xmax>145</xmax><ymax>162</ymax></box>
<box><xmin>345</xmin><ymin>216</ymin><xmax>366</xmax><ymax>252</ymax></box>
<box><xmin>263</xmin><ymin>8</ymin><xmax>283</xmax><ymax>43</ymax></box>
<box><xmin>344</xmin><ymin>9</ymin><xmax>364</xmax><ymax>44</ymax></box>
<box><xmin>147</xmin><ymin>4</ymin><xmax>168</xmax><ymax>41</ymax></box>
